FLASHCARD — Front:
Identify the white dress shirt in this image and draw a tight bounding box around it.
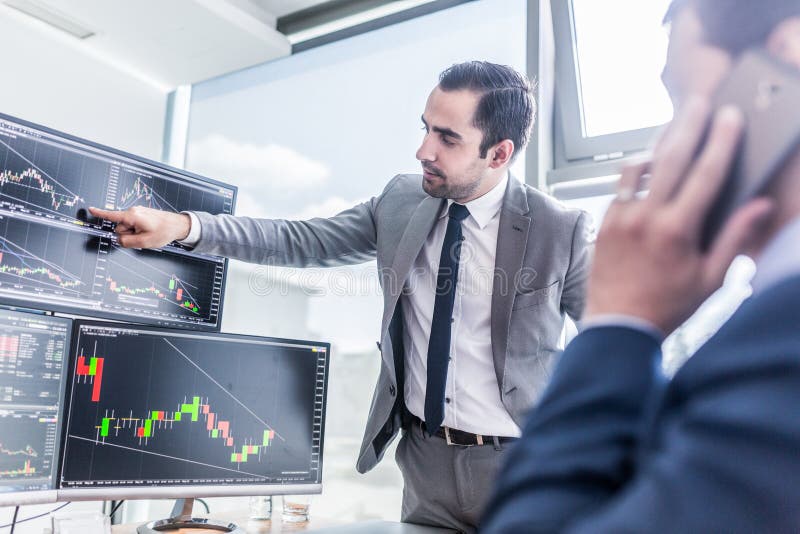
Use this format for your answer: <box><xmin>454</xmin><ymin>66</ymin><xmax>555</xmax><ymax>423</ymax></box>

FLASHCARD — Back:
<box><xmin>180</xmin><ymin>211</ymin><xmax>202</xmax><ymax>246</ymax></box>
<box><xmin>402</xmin><ymin>174</ymin><xmax>520</xmax><ymax>437</ymax></box>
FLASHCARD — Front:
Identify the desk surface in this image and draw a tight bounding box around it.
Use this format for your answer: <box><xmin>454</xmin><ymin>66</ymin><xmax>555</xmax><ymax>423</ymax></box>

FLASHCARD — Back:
<box><xmin>308</xmin><ymin>520</ymin><xmax>455</xmax><ymax>533</ymax></box>
<box><xmin>112</xmin><ymin>516</ymin><xmax>455</xmax><ymax>533</ymax></box>
<box><xmin>112</xmin><ymin>511</ymin><xmax>341</xmax><ymax>533</ymax></box>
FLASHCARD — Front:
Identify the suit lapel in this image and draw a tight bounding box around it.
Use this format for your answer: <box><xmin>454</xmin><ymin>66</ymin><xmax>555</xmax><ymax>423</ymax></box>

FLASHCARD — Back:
<box><xmin>491</xmin><ymin>177</ymin><xmax>531</xmax><ymax>390</ymax></box>
<box><xmin>381</xmin><ymin>195</ymin><xmax>444</xmax><ymax>337</ymax></box>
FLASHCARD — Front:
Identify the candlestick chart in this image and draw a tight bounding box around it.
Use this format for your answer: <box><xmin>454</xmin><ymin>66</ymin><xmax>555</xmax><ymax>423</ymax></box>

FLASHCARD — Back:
<box><xmin>0</xmin><ymin>412</ymin><xmax>57</xmax><ymax>481</ymax></box>
<box><xmin>101</xmin><ymin>243</ymin><xmax>221</xmax><ymax>325</ymax></box>
<box><xmin>0</xmin><ymin>114</ymin><xmax>236</xmax><ymax>331</ymax></box>
<box><xmin>114</xmin><ymin>168</ymin><xmax>231</xmax><ymax>216</ymax></box>
<box><xmin>0</xmin><ymin>309</ymin><xmax>70</xmax><ymax>495</ymax></box>
<box><xmin>0</xmin><ymin>131</ymin><xmax>106</xmax><ymax>224</ymax></box>
<box><xmin>0</xmin><ymin>115</ymin><xmax>234</xmax><ymax>228</ymax></box>
<box><xmin>61</xmin><ymin>323</ymin><xmax>329</xmax><ymax>488</ymax></box>
<box><xmin>0</xmin><ymin>218</ymin><xmax>225</xmax><ymax>329</ymax></box>
<box><xmin>0</xmin><ymin>216</ymin><xmax>95</xmax><ymax>300</ymax></box>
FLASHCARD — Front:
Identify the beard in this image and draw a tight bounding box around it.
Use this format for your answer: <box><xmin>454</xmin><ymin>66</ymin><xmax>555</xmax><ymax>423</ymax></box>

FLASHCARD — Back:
<box><xmin>421</xmin><ymin>163</ymin><xmax>482</xmax><ymax>201</ymax></box>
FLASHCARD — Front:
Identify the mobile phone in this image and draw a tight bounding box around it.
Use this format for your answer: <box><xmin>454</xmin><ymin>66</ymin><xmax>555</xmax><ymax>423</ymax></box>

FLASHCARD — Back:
<box><xmin>700</xmin><ymin>48</ymin><xmax>800</xmax><ymax>250</ymax></box>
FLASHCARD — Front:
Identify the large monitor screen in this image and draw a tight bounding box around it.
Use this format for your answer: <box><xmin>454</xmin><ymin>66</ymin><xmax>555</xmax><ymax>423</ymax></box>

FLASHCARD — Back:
<box><xmin>59</xmin><ymin>321</ymin><xmax>329</xmax><ymax>499</ymax></box>
<box><xmin>0</xmin><ymin>113</ymin><xmax>236</xmax><ymax>331</ymax></box>
<box><xmin>0</xmin><ymin>308</ymin><xmax>71</xmax><ymax>505</ymax></box>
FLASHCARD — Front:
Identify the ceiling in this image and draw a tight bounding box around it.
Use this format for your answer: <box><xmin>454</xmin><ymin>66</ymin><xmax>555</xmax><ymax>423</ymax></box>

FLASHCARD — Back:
<box><xmin>259</xmin><ymin>0</ymin><xmax>331</xmax><ymax>17</ymax></box>
<box><xmin>0</xmin><ymin>0</ymin><xmax>357</xmax><ymax>90</ymax></box>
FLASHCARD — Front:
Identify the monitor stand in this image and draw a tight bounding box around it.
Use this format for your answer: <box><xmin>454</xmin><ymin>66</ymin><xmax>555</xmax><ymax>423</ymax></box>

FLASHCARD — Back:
<box><xmin>136</xmin><ymin>498</ymin><xmax>245</xmax><ymax>533</ymax></box>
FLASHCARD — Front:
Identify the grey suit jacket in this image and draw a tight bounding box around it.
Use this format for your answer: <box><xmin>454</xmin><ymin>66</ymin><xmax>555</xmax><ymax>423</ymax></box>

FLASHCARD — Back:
<box><xmin>190</xmin><ymin>174</ymin><xmax>594</xmax><ymax>473</ymax></box>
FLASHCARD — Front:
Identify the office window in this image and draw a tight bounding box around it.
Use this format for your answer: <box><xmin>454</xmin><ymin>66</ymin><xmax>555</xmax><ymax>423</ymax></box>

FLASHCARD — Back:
<box><xmin>551</xmin><ymin>1</ymin><xmax>756</xmax><ymax>371</ymax></box>
<box><xmin>183</xmin><ymin>0</ymin><xmax>526</xmax><ymax>522</ymax></box>
<box><xmin>571</xmin><ymin>0</ymin><xmax>673</xmax><ymax>138</ymax></box>
<box><xmin>552</xmin><ymin>0</ymin><xmax>674</xmax><ymax>164</ymax></box>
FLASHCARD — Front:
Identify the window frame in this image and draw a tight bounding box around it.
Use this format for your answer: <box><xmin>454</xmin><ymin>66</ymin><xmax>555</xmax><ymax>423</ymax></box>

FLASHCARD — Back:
<box><xmin>550</xmin><ymin>0</ymin><xmax>666</xmax><ymax>165</ymax></box>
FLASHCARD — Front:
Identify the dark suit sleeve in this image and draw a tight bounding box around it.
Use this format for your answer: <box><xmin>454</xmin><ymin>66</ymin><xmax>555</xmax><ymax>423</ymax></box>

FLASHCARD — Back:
<box><xmin>561</xmin><ymin>211</ymin><xmax>594</xmax><ymax>321</ymax></box>
<box><xmin>481</xmin><ymin>326</ymin><xmax>662</xmax><ymax>533</ymax></box>
<box><xmin>482</xmin><ymin>323</ymin><xmax>800</xmax><ymax>533</ymax></box>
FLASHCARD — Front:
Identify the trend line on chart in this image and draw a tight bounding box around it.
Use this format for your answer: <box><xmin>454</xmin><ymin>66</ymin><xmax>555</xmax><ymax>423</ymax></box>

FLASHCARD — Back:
<box><xmin>106</xmin><ymin>245</ymin><xmax>204</xmax><ymax>315</ymax></box>
<box><xmin>0</xmin><ymin>167</ymin><xmax>84</xmax><ymax>210</ymax></box>
<box><xmin>117</xmin><ymin>176</ymin><xmax>178</xmax><ymax>212</ymax></box>
<box><xmin>0</xmin><ymin>136</ymin><xmax>86</xmax><ymax>209</ymax></box>
<box><xmin>161</xmin><ymin>338</ymin><xmax>285</xmax><ymax>442</ymax></box>
<box><xmin>95</xmin><ymin>398</ymin><xmax>276</xmax><ymax>466</ymax></box>
<box><xmin>75</xmin><ymin>341</ymin><xmax>104</xmax><ymax>402</ymax></box>
<box><xmin>0</xmin><ymin>444</ymin><xmax>38</xmax><ymax>458</ymax></box>
<box><xmin>106</xmin><ymin>274</ymin><xmax>200</xmax><ymax>314</ymax></box>
<box><xmin>0</xmin><ymin>459</ymin><xmax>36</xmax><ymax>476</ymax></box>
<box><xmin>0</xmin><ymin>235</ymin><xmax>83</xmax><ymax>291</ymax></box>
<box><xmin>68</xmin><ymin>434</ymin><xmax>269</xmax><ymax>479</ymax></box>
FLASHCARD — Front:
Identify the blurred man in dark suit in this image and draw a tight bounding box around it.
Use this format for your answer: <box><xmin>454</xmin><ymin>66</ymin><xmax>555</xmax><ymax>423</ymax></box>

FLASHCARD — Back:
<box><xmin>482</xmin><ymin>1</ymin><xmax>800</xmax><ymax>532</ymax></box>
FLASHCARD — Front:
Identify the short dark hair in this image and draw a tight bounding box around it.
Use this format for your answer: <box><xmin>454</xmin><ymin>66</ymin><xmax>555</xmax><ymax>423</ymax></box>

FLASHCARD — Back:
<box><xmin>438</xmin><ymin>61</ymin><xmax>535</xmax><ymax>163</ymax></box>
<box><xmin>664</xmin><ymin>0</ymin><xmax>800</xmax><ymax>56</ymax></box>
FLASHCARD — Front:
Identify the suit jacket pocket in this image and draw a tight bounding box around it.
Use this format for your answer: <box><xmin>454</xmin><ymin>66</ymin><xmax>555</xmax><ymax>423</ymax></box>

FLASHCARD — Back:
<box><xmin>512</xmin><ymin>280</ymin><xmax>559</xmax><ymax>310</ymax></box>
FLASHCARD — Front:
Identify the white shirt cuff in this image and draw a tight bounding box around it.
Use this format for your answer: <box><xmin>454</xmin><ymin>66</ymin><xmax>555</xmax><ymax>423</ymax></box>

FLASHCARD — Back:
<box><xmin>578</xmin><ymin>314</ymin><xmax>665</xmax><ymax>342</ymax></box>
<box><xmin>177</xmin><ymin>211</ymin><xmax>201</xmax><ymax>247</ymax></box>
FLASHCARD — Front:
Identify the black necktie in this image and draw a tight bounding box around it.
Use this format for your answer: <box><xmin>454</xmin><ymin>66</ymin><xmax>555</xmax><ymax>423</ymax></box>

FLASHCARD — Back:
<box><xmin>424</xmin><ymin>202</ymin><xmax>470</xmax><ymax>433</ymax></box>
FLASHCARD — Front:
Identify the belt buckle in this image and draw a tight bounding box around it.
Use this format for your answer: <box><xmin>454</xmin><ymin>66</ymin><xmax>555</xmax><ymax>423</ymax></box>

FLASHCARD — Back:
<box><xmin>443</xmin><ymin>427</ymin><xmax>484</xmax><ymax>447</ymax></box>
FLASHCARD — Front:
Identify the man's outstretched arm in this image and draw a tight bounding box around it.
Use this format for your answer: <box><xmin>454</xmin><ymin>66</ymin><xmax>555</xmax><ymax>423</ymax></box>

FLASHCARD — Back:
<box><xmin>90</xmin><ymin>175</ymin><xmax>406</xmax><ymax>268</ymax></box>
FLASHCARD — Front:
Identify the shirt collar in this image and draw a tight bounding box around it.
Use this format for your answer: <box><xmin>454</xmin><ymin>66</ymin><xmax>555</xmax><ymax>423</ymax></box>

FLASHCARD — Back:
<box><xmin>751</xmin><ymin>215</ymin><xmax>800</xmax><ymax>295</ymax></box>
<box><xmin>440</xmin><ymin>173</ymin><xmax>509</xmax><ymax>229</ymax></box>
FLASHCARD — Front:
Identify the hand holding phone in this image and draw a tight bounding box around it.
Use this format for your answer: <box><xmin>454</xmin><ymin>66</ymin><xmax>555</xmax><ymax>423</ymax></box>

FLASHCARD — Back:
<box><xmin>584</xmin><ymin>100</ymin><xmax>774</xmax><ymax>336</ymax></box>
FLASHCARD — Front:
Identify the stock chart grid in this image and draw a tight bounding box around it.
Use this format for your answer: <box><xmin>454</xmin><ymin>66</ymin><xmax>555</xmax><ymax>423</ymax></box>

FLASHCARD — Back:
<box><xmin>60</xmin><ymin>323</ymin><xmax>329</xmax><ymax>488</ymax></box>
<box><xmin>0</xmin><ymin>114</ymin><xmax>235</xmax><ymax>330</ymax></box>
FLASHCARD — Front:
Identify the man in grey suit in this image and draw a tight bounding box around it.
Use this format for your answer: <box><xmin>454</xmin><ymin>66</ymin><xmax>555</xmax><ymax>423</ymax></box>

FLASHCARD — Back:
<box><xmin>90</xmin><ymin>61</ymin><xmax>593</xmax><ymax>533</ymax></box>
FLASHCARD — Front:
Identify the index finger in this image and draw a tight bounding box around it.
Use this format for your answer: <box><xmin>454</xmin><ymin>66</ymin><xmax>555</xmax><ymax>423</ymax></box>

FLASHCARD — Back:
<box><xmin>676</xmin><ymin>106</ymin><xmax>745</xmax><ymax>229</ymax></box>
<box><xmin>647</xmin><ymin>96</ymin><xmax>713</xmax><ymax>203</ymax></box>
<box><xmin>89</xmin><ymin>207</ymin><xmax>127</xmax><ymax>224</ymax></box>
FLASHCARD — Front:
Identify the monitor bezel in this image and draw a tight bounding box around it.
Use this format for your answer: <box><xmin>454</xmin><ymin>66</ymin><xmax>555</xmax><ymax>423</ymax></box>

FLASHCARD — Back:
<box><xmin>0</xmin><ymin>111</ymin><xmax>237</xmax><ymax>332</ymax></box>
<box><xmin>57</xmin><ymin>483</ymin><xmax>322</xmax><ymax>502</ymax></box>
<box><xmin>0</xmin><ymin>308</ymin><xmax>72</xmax><ymax>507</ymax></box>
<box><xmin>57</xmin><ymin>319</ymin><xmax>331</xmax><ymax>501</ymax></box>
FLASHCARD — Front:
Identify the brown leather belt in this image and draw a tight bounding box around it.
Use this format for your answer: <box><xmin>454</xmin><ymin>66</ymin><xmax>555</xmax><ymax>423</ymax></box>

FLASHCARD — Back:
<box><xmin>408</xmin><ymin>414</ymin><xmax>518</xmax><ymax>447</ymax></box>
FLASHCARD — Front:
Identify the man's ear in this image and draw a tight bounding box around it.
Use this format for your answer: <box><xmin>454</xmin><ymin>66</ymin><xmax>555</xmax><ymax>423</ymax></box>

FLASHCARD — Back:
<box><xmin>767</xmin><ymin>17</ymin><xmax>800</xmax><ymax>68</ymax></box>
<box><xmin>488</xmin><ymin>139</ymin><xmax>515</xmax><ymax>169</ymax></box>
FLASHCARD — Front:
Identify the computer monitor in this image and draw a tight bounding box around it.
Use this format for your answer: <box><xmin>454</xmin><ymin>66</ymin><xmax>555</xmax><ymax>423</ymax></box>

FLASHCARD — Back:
<box><xmin>58</xmin><ymin>320</ymin><xmax>330</xmax><ymax>500</ymax></box>
<box><xmin>0</xmin><ymin>308</ymin><xmax>71</xmax><ymax>506</ymax></box>
<box><xmin>0</xmin><ymin>113</ymin><xmax>236</xmax><ymax>331</ymax></box>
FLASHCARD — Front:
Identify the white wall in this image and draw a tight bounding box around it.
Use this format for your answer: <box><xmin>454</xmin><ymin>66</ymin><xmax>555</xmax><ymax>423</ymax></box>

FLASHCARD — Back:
<box><xmin>0</xmin><ymin>7</ymin><xmax>168</xmax><ymax>533</ymax></box>
<box><xmin>0</xmin><ymin>7</ymin><xmax>167</xmax><ymax>160</ymax></box>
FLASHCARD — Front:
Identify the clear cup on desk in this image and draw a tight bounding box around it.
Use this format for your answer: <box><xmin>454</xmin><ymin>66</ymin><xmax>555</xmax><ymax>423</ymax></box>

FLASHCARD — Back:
<box><xmin>281</xmin><ymin>494</ymin><xmax>312</xmax><ymax>523</ymax></box>
<box><xmin>249</xmin><ymin>495</ymin><xmax>272</xmax><ymax>520</ymax></box>
<box><xmin>52</xmin><ymin>511</ymin><xmax>110</xmax><ymax>534</ymax></box>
